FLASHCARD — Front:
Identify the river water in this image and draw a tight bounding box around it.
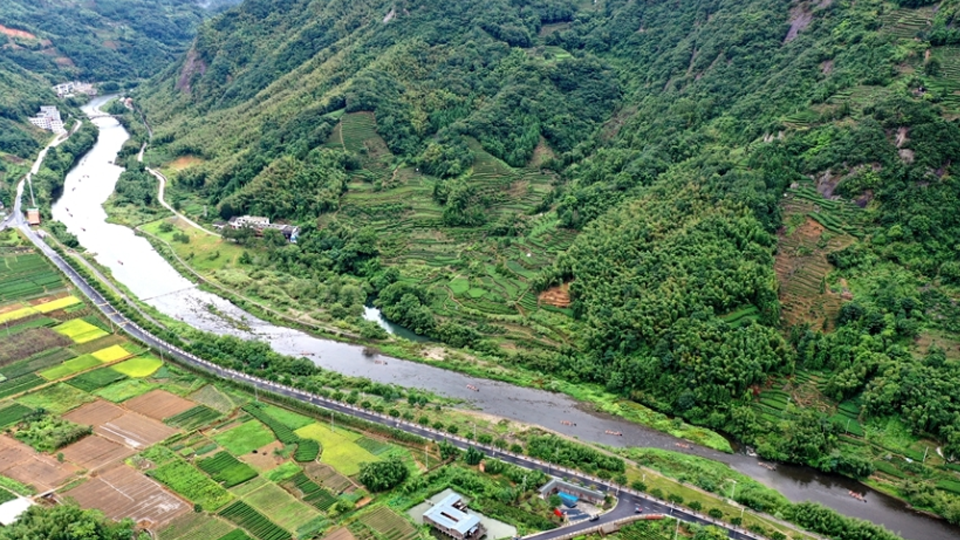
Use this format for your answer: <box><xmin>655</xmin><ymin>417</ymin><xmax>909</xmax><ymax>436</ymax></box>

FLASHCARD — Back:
<box><xmin>50</xmin><ymin>96</ymin><xmax>960</xmax><ymax>540</ymax></box>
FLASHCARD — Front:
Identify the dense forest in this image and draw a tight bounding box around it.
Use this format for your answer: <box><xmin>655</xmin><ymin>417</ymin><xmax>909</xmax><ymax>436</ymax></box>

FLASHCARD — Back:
<box><xmin>132</xmin><ymin>0</ymin><xmax>960</xmax><ymax>523</ymax></box>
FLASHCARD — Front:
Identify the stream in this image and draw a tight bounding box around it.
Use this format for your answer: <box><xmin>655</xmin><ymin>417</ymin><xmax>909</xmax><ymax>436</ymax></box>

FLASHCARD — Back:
<box><xmin>49</xmin><ymin>96</ymin><xmax>960</xmax><ymax>540</ymax></box>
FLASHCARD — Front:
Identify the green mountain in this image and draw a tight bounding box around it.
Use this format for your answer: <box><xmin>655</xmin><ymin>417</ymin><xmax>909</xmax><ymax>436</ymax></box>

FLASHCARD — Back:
<box><xmin>135</xmin><ymin>0</ymin><xmax>960</xmax><ymax>521</ymax></box>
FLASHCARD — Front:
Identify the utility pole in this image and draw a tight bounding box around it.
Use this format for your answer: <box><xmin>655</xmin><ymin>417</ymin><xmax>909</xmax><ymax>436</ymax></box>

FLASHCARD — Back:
<box><xmin>424</xmin><ymin>444</ymin><xmax>429</xmax><ymax>469</ymax></box>
<box><xmin>923</xmin><ymin>446</ymin><xmax>929</xmax><ymax>463</ymax></box>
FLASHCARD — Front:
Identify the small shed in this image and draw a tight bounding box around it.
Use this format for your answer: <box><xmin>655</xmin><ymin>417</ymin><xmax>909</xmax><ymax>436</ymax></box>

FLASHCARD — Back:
<box><xmin>26</xmin><ymin>209</ymin><xmax>41</xmax><ymax>226</ymax></box>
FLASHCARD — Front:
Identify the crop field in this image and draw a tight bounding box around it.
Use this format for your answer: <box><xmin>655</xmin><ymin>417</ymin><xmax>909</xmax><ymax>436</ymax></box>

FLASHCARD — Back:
<box><xmin>91</xmin><ymin>344</ymin><xmax>133</xmax><ymax>363</ymax></box>
<box><xmin>0</xmin><ymin>327</ymin><xmax>72</xmax><ymax>366</ymax></box>
<box><xmin>65</xmin><ymin>399</ymin><xmax>179</xmax><ymax>448</ymax></box>
<box><xmin>70</xmin><ymin>334</ymin><xmax>127</xmax><ymax>355</ymax></box>
<box><xmin>166</xmin><ymin>405</ymin><xmax>222</xmax><ymax>430</ymax></box>
<box><xmin>355</xmin><ymin>437</ymin><xmax>392</xmax><ymax>456</ymax></box>
<box><xmin>1</xmin><ymin>347</ymin><xmax>72</xmax><ymax>380</ymax></box>
<box><xmin>218</xmin><ymin>500</ymin><xmax>290</xmax><ymax>540</ymax></box>
<box><xmin>0</xmin><ymin>253</ymin><xmax>64</xmax><ymax>302</ymax></box>
<box><xmin>52</xmin><ymin>319</ymin><xmax>109</xmax><ymax>344</ymax></box>
<box><xmin>295</xmin><ymin>423</ymin><xmax>377</xmax><ymax>476</ymax></box>
<box><xmin>60</xmin><ymin>434</ymin><xmax>136</xmax><ymax>469</ymax></box>
<box><xmin>230</xmin><ymin>477</ymin><xmax>321</xmax><ymax>532</ymax></box>
<box><xmin>145</xmin><ymin>447</ymin><xmax>234</xmax><ymax>511</ymax></box>
<box><xmin>0</xmin><ymin>435</ymin><xmax>80</xmax><ymax>491</ymax></box>
<box><xmin>39</xmin><ymin>353</ymin><xmax>103</xmax><ymax>380</ymax></box>
<box><xmin>242</xmin><ymin>404</ymin><xmax>300</xmax><ymax>444</ymax></box>
<box><xmin>17</xmin><ymin>383</ymin><xmax>94</xmax><ymax>414</ymax></box>
<box><xmin>111</xmin><ymin>355</ymin><xmax>163</xmax><ymax>377</ymax></box>
<box><xmin>199</xmin><ymin>451</ymin><xmax>258</xmax><ymax>488</ymax></box>
<box><xmin>0</xmin><ymin>403</ymin><xmax>33</xmax><ymax>427</ymax></box>
<box><xmin>262</xmin><ymin>405</ymin><xmax>314</xmax><ymax>430</ymax></box>
<box><xmin>357</xmin><ymin>506</ymin><xmax>418</xmax><ymax>540</ymax></box>
<box><xmin>159</xmin><ymin>512</ymin><xmax>237</xmax><ymax>540</ymax></box>
<box><xmin>0</xmin><ymin>374</ymin><xmax>45</xmax><ymax>399</ymax></box>
<box><xmin>304</xmin><ymin>462</ymin><xmax>355</xmax><ymax>493</ymax></box>
<box><xmin>188</xmin><ymin>384</ymin><xmax>239</xmax><ymax>413</ymax></box>
<box><xmin>125</xmin><ymin>389</ymin><xmax>196</xmax><ymax>420</ymax></box>
<box><xmin>215</xmin><ymin>419</ymin><xmax>277</xmax><ymax>455</ymax></box>
<box><xmin>63</xmin><ymin>463</ymin><xmax>189</xmax><ymax>528</ymax></box>
<box><xmin>294</xmin><ymin>439</ymin><xmax>320</xmax><ymax>462</ymax></box>
<box><xmin>286</xmin><ymin>472</ymin><xmax>337</xmax><ymax>511</ymax></box>
<box><xmin>775</xmin><ymin>195</ymin><xmax>856</xmax><ymax>331</ymax></box>
<box><xmin>66</xmin><ymin>367</ymin><xmax>128</xmax><ymax>392</ymax></box>
<box><xmin>96</xmin><ymin>378</ymin><xmax>157</xmax><ymax>402</ymax></box>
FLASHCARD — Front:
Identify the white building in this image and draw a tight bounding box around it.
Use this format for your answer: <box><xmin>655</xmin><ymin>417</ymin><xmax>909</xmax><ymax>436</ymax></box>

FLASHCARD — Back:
<box><xmin>28</xmin><ymin>106</ymin><xmax>65</xmax><ymax>134</ymax></box>
<box><xmin>52</xmin><ymin>81</ymin><xmax>97</xmax><ymax>98</ymax></box>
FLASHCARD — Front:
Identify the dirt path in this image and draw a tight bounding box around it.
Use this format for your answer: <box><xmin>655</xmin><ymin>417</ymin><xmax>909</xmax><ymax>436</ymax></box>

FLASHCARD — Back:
<box><xmin>145</xmin><ymin>167</ymin><xmax>221</xmax><ymax>238</ymax></box>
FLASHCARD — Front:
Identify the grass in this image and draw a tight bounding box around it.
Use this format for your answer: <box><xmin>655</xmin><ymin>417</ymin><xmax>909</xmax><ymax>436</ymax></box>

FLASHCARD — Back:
<box><xmin>95</xmin><ymin>378</ymin><xmax>156</xmax><ymax>402</ymax></box>
<box><xmin>214</xmin><ymin>420</ymin><xmax>277</xmax><ymax>455</ymax></box>
<box><xmin>261</xmin><ymin>405</ymin><xmax>314</xmax><ymax>430</ymax></box>
<box><xmin>110</xmin><ymin>355</ymin><xmax>163</xmax><ymax>377</ymax></box>
<box><xmin>230</xmin><ymin>477</ymin><xmax>322</xmax><ymax>532</ymax></box>
<box><xmin>39</xmin><ymin>354</ymin><xmax>104</xmax><ymax>380</ymax></box>
<box><xmin>295</xmin><ymin>422</ymin><xmax>378</xmax><ymax>476</ymax></box>
<box><xmin>16</xmin><ymin>383</ymin><xmax>94</xmax><ymax>414</ymax></box>
<box><xmin>158</xmin><ymin>512</ymin><xmax>236</xmax><ymax>540</ymax></box>
<box><xmin>264</xmin><ymin>462</ymin><xmax>301</xmax><ymax>483</ymax></box>
<box><xmin>142</xmin><ymin>218</ymin><xmax>246</xmax><ymax>273</ymax></box>
<box><xmin>51</xmin><ymin>319</ymin><xmax>109</xmax><ymax>344</ymax></box>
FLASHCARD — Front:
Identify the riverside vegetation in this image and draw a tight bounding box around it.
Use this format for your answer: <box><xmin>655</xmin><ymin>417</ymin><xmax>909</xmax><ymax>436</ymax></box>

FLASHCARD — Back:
<box><xmin>0</xmin><ymin>230</ymin><xmax>837</xmax><ymax>540</ymax></box>
<box><xmin>121</xmin><ymin>0</ymin><xmax>960</xmax><ymax>524</ymax></box>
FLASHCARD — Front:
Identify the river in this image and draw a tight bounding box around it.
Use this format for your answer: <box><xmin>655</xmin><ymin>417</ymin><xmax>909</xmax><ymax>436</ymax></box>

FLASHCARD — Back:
<box><xmin>50</xmin><ymin>96</ymin><xmax>960</xmax><ymax>540</ymax></box>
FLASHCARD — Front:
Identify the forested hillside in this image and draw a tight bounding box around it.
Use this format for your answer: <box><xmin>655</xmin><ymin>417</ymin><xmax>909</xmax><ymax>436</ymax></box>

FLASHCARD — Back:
<box><xmin>136</xmin><ymin>0</ymin><xmax>960</xmax><ymax>522</ymax></box>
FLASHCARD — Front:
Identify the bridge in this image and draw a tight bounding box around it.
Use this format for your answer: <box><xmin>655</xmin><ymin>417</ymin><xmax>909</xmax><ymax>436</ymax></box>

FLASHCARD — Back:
<box><xmin>87</xmin><ymin>113</ymin><xmax>123</xmax><ymax>119</ymax></box>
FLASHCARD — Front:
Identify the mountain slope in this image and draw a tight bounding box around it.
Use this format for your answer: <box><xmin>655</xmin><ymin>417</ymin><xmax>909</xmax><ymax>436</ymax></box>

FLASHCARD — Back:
<box><xmin>136</xmin><ymin>0</ymin><xmax>960</xmax><ymax>522</ymax></box>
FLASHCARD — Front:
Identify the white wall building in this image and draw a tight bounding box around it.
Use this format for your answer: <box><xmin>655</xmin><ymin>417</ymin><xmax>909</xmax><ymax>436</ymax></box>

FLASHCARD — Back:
<box><xmin>28</xmin><ymin>106</ymin><xmax>65</xmax><ymax>134</ymax></box>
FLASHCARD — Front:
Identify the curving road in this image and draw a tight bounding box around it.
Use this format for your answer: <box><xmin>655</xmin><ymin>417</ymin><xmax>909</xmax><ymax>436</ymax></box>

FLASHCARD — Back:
<box><xmin>7</xmin><ymin>187</ymin><xmax>770</xmax><ymax>540</ymax></box>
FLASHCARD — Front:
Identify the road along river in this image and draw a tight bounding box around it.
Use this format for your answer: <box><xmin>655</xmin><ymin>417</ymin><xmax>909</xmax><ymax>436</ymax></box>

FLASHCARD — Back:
<box><xmin>49</xmin><ymin>96</ymin><xmax>960</xmax><ymax>540</ymax></box>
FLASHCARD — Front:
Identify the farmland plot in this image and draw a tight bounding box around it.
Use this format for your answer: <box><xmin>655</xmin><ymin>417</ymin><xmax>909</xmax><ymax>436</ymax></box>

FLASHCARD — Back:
<box><xmin>52</xmin><ymin>319</ymin><xmax>108</xmax><ymax>344</ymax></box>
<box><xmin>124</xmin><ymin>389</ymin><xmax>195</xmax><ymax>421</ymax></box>
<box><xmin>357</xmin><ymin>507</ymin><xmax>418</xmax><ymax>540</ymax></box>
<box><xmin>60</xmin><ymin>434</ymin><xmax>136</xmax><ymax>470</ymax></box>
<box><xmin>65</xmin><ymin>399</ymin><xmax>178</xmax><ymax>448</ymax></box>
<box><xmin>0</xmin><ymin>435</ymin><xmax>79</xmax><ymax>491</ymax></box>
<box><xmin>159</xmin><ymin>512</ymin><xmax>236</xmax><ymax>540</ymax></box>
<box><xmin>0</xmin><ymin>327</ymin><xmax>71</xmax><ymax>366</ymax></box>
<box><xmin>231</xmin><ymin>477</ymin><xmax>321</xmax><ymax>531</ymax></box>
<box><xmin>111</xmin><ymin>355</ymin><xmax>163</xmax><ymax>377</ymax></box>
<box><xmin>17</xmin><ymin>383</ymin><xmax>94</xmax><ymax>414</ymax></box>
<box><xmin>63</xmin><ymin>463</ymin><xmax>189</xmax><ymax>528</ymax></box>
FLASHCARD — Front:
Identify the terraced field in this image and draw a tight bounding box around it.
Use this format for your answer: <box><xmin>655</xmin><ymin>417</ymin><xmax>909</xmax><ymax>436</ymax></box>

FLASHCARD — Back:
<box><xmin>323</xmin><ymin>114</ymin><xmax>574</xmax><ymax>349</ymax></box>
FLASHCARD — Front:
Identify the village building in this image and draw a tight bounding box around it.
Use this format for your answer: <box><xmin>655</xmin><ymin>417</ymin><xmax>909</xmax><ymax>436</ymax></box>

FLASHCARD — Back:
<box><xmin>422</xmin><ymin>493</ymin><xmax>486</xmax><ymax>540</ymax></box>
<box><xmin>26</xmin><ymin>208</ymin><xmax>41</xmax><ymax>226</ymax></box>
<box><xmin>28</xmin><ymin>106</ymin><xmax>65</xmax><ymax>134</ymax></box>
<box><xmin>52</xmin><ymin>81</ymin><xmax>97</xmax><ymax>99</ymax></box>
<box><xmin>539</xmin><ymin>478</ymin><xmax>606</xmax><ymax>506</ymax></box>
<box><xmin>224</xmin><ymin>215</ymin><xmax>300</xmax><ymax>242</ymax></box>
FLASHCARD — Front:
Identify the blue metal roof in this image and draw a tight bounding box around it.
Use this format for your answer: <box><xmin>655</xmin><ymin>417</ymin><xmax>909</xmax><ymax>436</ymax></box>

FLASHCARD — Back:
<box><xmin>424</xmin><ymin>493</ymin><xmax>482</xmax><ymax>535</ymax></box>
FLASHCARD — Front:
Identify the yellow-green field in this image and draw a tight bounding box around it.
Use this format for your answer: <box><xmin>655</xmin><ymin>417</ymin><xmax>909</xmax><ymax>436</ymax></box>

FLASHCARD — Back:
<box><xmin>39</xmin><ymin>354</ymin><xmax>105</xmax><ymax>380</ymax></box>
<box><xmin>91</xmin><ymin>344</ymin><xmax>132</xmax><ymax>362</ymax></box>
<box><xmin>214</xmin><ymin>420</ymin><xmax>276</xmax><ymax>454</ymax></box>
<box><xmin>52</xmin><ymin>319</ymin><xmax>108</xmax><ymax>344</ymax></box>
<box><xmin>295</xmin><ymin>422</ymin><xmax>378</xmax><ymax>476</ymax></box>
<box><xmin>111</xmin><ymin>356</ymin><xmax>163</xmax><ymax>377</ymax></box>
<box><xmin>16</xmin><ymin>383</ymin><xmax>95</xmax><ymax>414</ymax></box>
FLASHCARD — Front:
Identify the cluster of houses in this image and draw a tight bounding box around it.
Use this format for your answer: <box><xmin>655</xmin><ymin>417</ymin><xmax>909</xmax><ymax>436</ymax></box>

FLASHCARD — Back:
<box><xmin>217</xmin><ymin>215</ymin><xmax>300</xmax><ymax>243</ymax></box>
<box><xmin>52</xmin><ymin>81</ymin><xmax>97</xmax><ymax>99</ymax></box>
<box><xmin>27</xmin><ymin>106</ymin><xmax>65</xmax><ymax>134</ymax></box>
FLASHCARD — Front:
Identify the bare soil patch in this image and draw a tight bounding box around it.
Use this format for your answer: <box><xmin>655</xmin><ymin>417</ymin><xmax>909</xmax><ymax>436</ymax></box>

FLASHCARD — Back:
<box><xmin>0</xmin><ymin>328</ymin><xmax>71</xmax><ymax>366</ymax></box>
<box><xmin>63</xmin><ymin>463</ymin><xmax>188</xmax><ymax>529</ymax></box>
<box><xmin>238</xmin><ymin>441</ymin><xmax>284</xmax><ymax>471</ymax></box>
<box><xmin>168</xmin><ymin>156</ymin><xmax>204</xmax><ymax>171</ymax></box>
<box><xmin>0</xmin><ymin>435</ymin><xmax>79</xmax><ymax>492</ymax></box>
<box><xmin>94</xmin><ymin>412</ymin><xmax>179</xmax><ymax>449</ymax></box>
<box><xmin>323</xmin><ymin>528</ymin><xmax>358</xmax><ymax>540</ymax></box>
<box><xmin>124</xmin><ymin>389</ymin><xmax>195</xmax><ymax>421</ymax></box>
<box><xmin>60</xmin><ymin>434</ymin><xmax>135</xmax><ymax>470</ymax></box>
<box><xmin>64</xmin><ymin>400</ymin><xmax>125</xmax><ymax>426</ymax></box>
<box><xmin>0</xmin><ymin>25</ymin><xmax>36</xmax><ymax>40</ymax></box>
<box><xmin>538</xmin><ymin>282</ymin><xmax>571</xmax><ymax>308</ymax></box>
